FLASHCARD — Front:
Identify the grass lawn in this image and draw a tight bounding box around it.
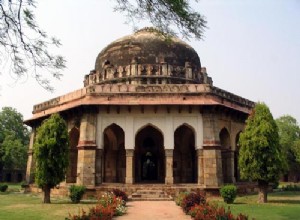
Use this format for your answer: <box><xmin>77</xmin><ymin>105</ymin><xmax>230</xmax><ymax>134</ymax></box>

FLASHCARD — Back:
<box><xmin>210</xmin><ymin>191</ymin><xmax>300</xmax><ymax>220</ymax></box>
<box><xmin>1</xmin><ymin>184</ymin><xmax>300</xmax><ymax>220</ymax></box>
<box><xmin>0</xmin><ymin>184</ymin><xmax>97</xmax><ymax>220</ymax></box>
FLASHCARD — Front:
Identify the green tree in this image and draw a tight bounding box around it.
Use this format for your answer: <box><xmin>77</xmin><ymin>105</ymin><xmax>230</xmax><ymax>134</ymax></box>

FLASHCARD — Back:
<box><xmin>34</xmin><ymin>113</ymin><xmax>69</xmax><ymax>203</ymax></box>
<box><xmin>0</xmin><ymin>107</ymin><xmax>29</xmax><ymax>180</ymax></box>
<box><xmin>276</xmin><ymin>115</ymin><xmax>300</xmax><ymax>180</ymax></box>
<box><xmin>239</xmin><ymin>102</ymin><xmax>284</xmax><ymax>203</ymax></box>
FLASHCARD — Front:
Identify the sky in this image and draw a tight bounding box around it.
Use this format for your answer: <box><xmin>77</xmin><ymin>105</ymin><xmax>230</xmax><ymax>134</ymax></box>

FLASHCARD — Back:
<box><xmin>0</xmin><ymin>0</ymin><xmax>299</xmax><ymax>123</ymax></box>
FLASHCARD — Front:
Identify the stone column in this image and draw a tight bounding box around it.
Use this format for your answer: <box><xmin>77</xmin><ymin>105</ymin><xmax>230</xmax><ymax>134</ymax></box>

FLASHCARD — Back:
<box><xmin>26</xmin><ymin>128</ymin><xmax>36</xmax><ymax>183</ymax></box>
<box><xmin>197</xmin><ymin>149</ymin><xmax>204</xmax><ymax>185</ymax></box>
<box><xmin>203</xmin><ymin>148</ymin><xmax>223</xmax><ymax>187</ymax></box>
<box><xmin>230</xmin><ymin>151</ymin><xmax>236</xmax><ymax>183</ymax></box>
<box><xmin>77</xmin><ymin>112</ymin><xmax>97</xmax><ymax>187</ymax></box>
<box><xmin>125</xmin><ymin>149</ymin><xmax>134</xmax><ymax>184</ymax></box>
<box><xmin>165</xmin><ymin>149</ymin><xmax>174</xmax><ymax>184</ymax></box>
<box><xmin>95</xmin><ymin>149</ymin><xmax>103</xmax><ymax>185</ymax></box>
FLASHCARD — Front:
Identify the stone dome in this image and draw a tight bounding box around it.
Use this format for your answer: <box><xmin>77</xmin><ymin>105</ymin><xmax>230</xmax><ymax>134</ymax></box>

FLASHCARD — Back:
<box><xmin>95</xmin><ymin>27</ymin><xmax>201</xmax><ymax>73</ymax></box>
<box><xmin>84</xmin><ymin>28</ymin><xmax>211</xmax><ymax>87</ymax></box>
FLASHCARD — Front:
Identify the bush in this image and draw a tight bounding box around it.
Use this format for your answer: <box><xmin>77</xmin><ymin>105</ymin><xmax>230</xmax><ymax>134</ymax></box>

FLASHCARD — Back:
<box><xmin>66</xmin><ymin>191</ymin><xmax>127</xmax><ymax>220</ymax></box>
<box><xmin>220</xmin><ymin>185</ymin><xmax>237</xmax><ymax>204</ymax></box>
<box><xmin>175</xmin><ymin>191</ymin><xmax>189</xmax><ymax>206</ymax></box>
<box><xmin>282</xmin><ymin>184</ymin><xmax>300</xmax><ymax>191</ymax></box>
<box><xmin>69</xmin><ymin>185</ymin><xmax>86</xmax><ymax>203</ymax></box>
<box><xmin>189</xmin><ymin>204</ymin><xmax>249</xmax><ymax>220</ymax></box>
<box><xmin>181</xmin><ymin>191</ymin><xmax>206</xmax><ymax>213</ymax></box>
<box><xmin>112</xmin><ymin>189</ymin><xmax>128</xmax><ymax>203</ymax></box>
<box><xmin>0</xmin><ymin>184</ymin><xmax>8</xmax><ymax>192</ymax></box>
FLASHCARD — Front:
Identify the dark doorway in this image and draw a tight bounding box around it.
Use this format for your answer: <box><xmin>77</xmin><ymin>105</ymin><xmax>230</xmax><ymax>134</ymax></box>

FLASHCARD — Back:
<box><xmin>135</xmin><ymin>125</ymin><xmax>165</xmax><ymax>183</ymax></box>
<box><xmin>103</xmin><ymin>124</ymin><xmax>126</xmax><ymax>183</ymax></box>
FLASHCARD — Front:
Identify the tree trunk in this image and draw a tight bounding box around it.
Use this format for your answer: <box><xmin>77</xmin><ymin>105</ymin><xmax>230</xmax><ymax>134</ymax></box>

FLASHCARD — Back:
<box><xmin>258</xmin><ymin>180</ymin><xmax>268</xmax><ymax>203</ymax></box>
<box><xmin>43</xmin><ymin>185</ymin><xmax>51</xmax><ymax>203</ymax></box>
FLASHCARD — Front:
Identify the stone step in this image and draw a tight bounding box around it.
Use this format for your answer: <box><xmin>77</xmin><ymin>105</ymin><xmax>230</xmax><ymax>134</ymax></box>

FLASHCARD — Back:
<box><xmin>130</xmin><ymin>189</ymin><xmax>172</xmax><ymax>201</ymax></box>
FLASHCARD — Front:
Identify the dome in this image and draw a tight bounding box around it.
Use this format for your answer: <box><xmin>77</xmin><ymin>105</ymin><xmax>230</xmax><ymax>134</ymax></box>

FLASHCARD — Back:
<box><xmin>95</xmin><ymin>28</ymin><xmax>201</xmax><ymax>72</ymax></box>
<box><xmin>84</xmin><ymin>28</ymin><xmax>211</xmax><ymax>87</ymax></box>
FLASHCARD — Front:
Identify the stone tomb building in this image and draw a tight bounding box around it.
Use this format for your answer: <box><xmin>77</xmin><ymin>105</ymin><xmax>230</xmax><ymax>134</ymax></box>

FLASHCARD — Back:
<box><xmin>25</xmin><ymin>28</ymin><xmax>254</xmax><ymax>195</ymax></box>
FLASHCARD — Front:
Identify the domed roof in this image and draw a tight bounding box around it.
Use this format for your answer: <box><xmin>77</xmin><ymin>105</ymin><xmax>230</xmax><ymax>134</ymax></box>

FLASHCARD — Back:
<box><xmin>95</xmin><ymin>28</ymin><xmax>201</xmax><ymax>72</ymax></box>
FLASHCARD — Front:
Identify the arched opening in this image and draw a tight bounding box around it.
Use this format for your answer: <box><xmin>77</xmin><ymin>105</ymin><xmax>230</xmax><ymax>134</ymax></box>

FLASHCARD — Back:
<box><xmin>219</xmin><ymin>128</ymin><xmax>232</xmax><ymax>183</ymax></box>
<box><xmin>135</xmin><ymin>125</ymin><xmax>165</xmax><ymax>183</ymax></box>
<box><xmin>66</xmin><ymin>127</ymin><xmax>79</xmax><ymax>183</ymax></box>
<box><xmin>234</xmin><ymin>132</ymin><xmax>242</xmax><ymax>182</ymax></box>
<box><xmin>103</xmin><ymin>124</ymin><xmax>126</xmax><ymax>183</ymax></box>
<box><xmin>174</xmin><ymin>125</ymin><xmax>197</xmax><ymax>183</ymax></box>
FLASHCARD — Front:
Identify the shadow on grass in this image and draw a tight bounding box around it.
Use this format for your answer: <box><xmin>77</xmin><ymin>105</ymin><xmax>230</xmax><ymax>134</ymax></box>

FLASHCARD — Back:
<box><xmin>231</xmin><ymin>202</ymin><xmax>247</xmax><ymax>205</ymax></box>
<box><xmin>269</xmin><ymin>199</ymin><xmax>300</xmax><ymax>205</ymax></box>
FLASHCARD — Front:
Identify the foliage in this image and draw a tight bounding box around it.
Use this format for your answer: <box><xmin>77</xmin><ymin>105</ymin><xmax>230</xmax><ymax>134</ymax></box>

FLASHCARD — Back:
<box><xmin>69</xmin><ymin>185</ymin><xmax>86</xmax><ymax>203</ymax></box>
<box><xmin>0</xmin><ymin>183</ymin><xmax>8</xmax><ymax>192</ymax></box>
<box><xmin>281</xmin><ymin>184</ymin><xmax>300</xmax><ymax>192</ymax></box>
<box><xmin>276</xmin><ymin>115</ymin><xmax>300</xmax><ymax>174</ymax></box>
<box><xmin>238</xmin><ymin>102</ymin><xmax>284</xmax><ymax>202</ymax></box>
<box><xmin>180</xmin><ymin>191</ymin><xmax>206</xmax><ymax>213</ymax></box>
<box><xmin>0</xmin><ymin>0</ymin><xmax>66</xmax><ymax>91</ymax></box>
<box><xmin>112</xmin><ymin>188</ymin><xmax>128</xmax><ymax>204</ymax></box>
<box><xmin>34</xmin><ymin>113</ymin><xmax>69</xmax><ymax>203</ymax></box>
<box><xmin>113</xmin><ymin>0</ymin><xmax>206</xmax><ymax>40</ymax></box>
<box><xmin>220</xmin><ymin>185</ymin><xmax>237</xmax><ymax>204</ymax></box>
<box><xmin>67</xmin><ymin>192</ymin><xmax>127</xmax><ymax>220</ymax></box>
<box><xmin>0</xmin><ymin>107</ymin><xmax>29</xmax><ymax>177</ymax></box>
<box><xmin>175</xmin><ymin>191</ymin><xmax>189</xmax><ymax>206</ymax></box>
<box><xmin>189</xmin><ymin>204</ymin><xmax>249</xmax><ymax>220</ymax></box>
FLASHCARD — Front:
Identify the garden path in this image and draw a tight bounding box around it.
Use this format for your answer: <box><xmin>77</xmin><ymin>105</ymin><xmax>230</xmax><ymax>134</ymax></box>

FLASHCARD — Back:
<box><xmin>115</xmin><ymin>201</ymin><xmax>191</xmax><ymax>220</ymax></box>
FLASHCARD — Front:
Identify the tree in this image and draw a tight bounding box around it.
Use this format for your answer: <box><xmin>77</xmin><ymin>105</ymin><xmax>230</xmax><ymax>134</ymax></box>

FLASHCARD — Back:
<box><xmin>276</xmin><ymin>115</ymin><xmax>300</xmax><ymax>181</ymax></box>
<box><xmin>239</xmin><ymin>102</ymin><xmax>284</xmax><ymax>203</ymax></box>
<box><xmin>34</xmin><ymin>113</ymin><xmax>69</xmax><ymax>203</ymax></box>
<box><xmin>0</xmin><ymin>107</ymin><xmax>29</xmax><ymax>180</ymax></box>
<box><xmin>0</xmin><ymin>0</ymin><xmax>66</xmax><ymax>92</ymax></box>
<box><xmin>114</xmin><ymin>0</ymin><xmax>206</xmax><ymax>40</ymax></box>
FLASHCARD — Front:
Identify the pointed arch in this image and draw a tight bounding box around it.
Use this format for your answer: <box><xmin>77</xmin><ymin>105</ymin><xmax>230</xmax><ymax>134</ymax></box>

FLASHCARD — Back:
<box><xmin>66</xmin><ymin>127</ymin><xmax>79</xmax><ymax>183</ymax></box>
<box><xmin>174</xmin><ymin>124</ymin><xmax>197</xmax><ymax>183</ymax></box>
<box><xmin>219</xmin><ymin>127</ymin><xmax>233</xmax><ymax>183</ymax></box>
<box><xmin>234</xmin><ymin>131</ymin><xmax>242</xmax><ymax>182</ymax></box>
<box><xmin>103</xmin><ymin>123</ymin><xmax>125</xmax><ymax>183</ymax></box>
<box><xmin>135</xmin><ymin>124</ymin><xmax>165</xmax><ymax>183</ymax></box>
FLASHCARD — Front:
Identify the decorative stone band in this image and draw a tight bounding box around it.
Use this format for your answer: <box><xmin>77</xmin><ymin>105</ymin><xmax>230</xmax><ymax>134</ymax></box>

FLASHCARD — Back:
<box><xmin>77</xmin><ymin>140</ymin><xmax>97</xmax><ymax>149</ymax></box>
<box><xmin>203</xmin><ymin>140</ymin><xmax>221</xmax><ymax>149</ymax></box>
<box><xmin>83</xmin><ymin>64</ymin><xmax>212</xmax><ymax>87</ymax></box>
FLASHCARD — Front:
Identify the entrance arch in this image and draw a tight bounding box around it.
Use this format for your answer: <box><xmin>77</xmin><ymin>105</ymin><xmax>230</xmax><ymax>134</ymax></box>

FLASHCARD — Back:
<box><xmin>66</xmin><ymin>127</ymin><xmax>79</xmax><ymax>183</ymax></box>
<box><xmin>174</xmin><ymin>124</ymin><xmax>197</xmax><ymax>183</ymax></box>
<box><xmin>135</xmin><ymin>125</ymin><xmax>165</xmax><ymax>183</ymax></box>
<box><xmin>103</xmin><ymin>124</ymin><xmax>125</xmax><ymax>183</ymax></box>
<box><xmin>219</xmin><ymin>127</ymin><xmax>232</xmax><ymax>183</ymax></box>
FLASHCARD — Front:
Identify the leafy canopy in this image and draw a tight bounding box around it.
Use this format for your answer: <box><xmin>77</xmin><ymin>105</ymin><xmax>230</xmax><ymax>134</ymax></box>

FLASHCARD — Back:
<box><xmin>114</xmin><ymin>0</ymin><xmax>207</xmax><ymax>40</ymax></box>
<box><xmin>275</xmin><ymin>115</ymin><xmax>300</xmax><ymax>172</ymax></box>
<box><xmin>0</xmin><ymin>0</ymin><xmax>66</xmax><ymax>91</ymax></box>
<box><xmin>34</xmin><ymin>113</ymin><xmax>69</xmax><ymax>188</ymax></box>
<box><xmin>0</xmin><ymin>107</ymin><xmax>29</xmax><ymax>170</ymax></box>
<box><xmin>238</xmin><ymin>102</ymin><xmax>283</xmax><ymax>184</ymax></box>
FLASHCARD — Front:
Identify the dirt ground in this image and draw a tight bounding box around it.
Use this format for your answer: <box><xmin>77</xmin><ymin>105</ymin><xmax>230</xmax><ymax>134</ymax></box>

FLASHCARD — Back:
<box><xmin>115</xmin><ymin>201</ymin><xmax>191</xmax><ymax>220</ymax></box>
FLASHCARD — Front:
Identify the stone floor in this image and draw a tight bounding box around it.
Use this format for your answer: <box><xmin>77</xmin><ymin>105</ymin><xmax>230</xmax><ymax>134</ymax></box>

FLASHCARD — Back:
<box><xmin>115</xmin><ymin>201</ymin><xmax>191</xmax><ymax>220</ymax></box>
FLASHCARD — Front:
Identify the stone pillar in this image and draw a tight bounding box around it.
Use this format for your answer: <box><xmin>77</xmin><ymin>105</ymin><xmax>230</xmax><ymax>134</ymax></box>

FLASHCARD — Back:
<box><xmin>77</xmin><ymin>112</ymin><xmax>97</xmax><ymax>187</ymax></box>
<box><xmin>197</xmin><ymin>149</ymin><xmax>204</xmax><ymax>185</ymax></box>
<box><xmin>125</xmin><ymin>149</ymin><xmax>134</xmax><ymax>184</ymax></box>
<box><xmin>26</xmin><ymin>128</ymin><xmax>36</xmax><ymax>183</ymax></box>
<box><xmin>95</xmin><ymin>149</ymin><xmax>103</xmax><ymax>185</ymax></box>
<box><xmin>165</xmin><ymin>149</ymin><xmax>174</xmax><ymax>184</ymax></box>
<box><xmin>230</xmin><ymin>151</ymin><xmax>236</xmax><ymax>183</ymax></box>
<box><xmin>203</xmin><ymin>148</ymin><xmax>223</xmax><ymax>187</ymax></box>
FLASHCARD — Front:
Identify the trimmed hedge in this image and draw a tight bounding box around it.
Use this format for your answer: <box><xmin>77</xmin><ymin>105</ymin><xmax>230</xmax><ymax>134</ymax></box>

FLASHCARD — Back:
<box><xmin>220</xmin><ymin>185</ymin><xmax>237</xmax><ymax>204</ymax></box>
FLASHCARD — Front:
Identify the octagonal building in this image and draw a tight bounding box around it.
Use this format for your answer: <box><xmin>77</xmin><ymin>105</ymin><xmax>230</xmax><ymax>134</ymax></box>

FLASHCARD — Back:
<box><xmin>25</xmin><ymin>28</ymin><xmax>254</xmax><ymax>195</ymax></box>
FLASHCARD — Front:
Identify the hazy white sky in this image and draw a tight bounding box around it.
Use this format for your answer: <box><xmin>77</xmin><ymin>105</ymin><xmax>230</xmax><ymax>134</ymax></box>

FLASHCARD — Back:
<box><xmin>0</xmin><ymin>0</ymin><xmax>299</xmax><ymax>123</ymax></box>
